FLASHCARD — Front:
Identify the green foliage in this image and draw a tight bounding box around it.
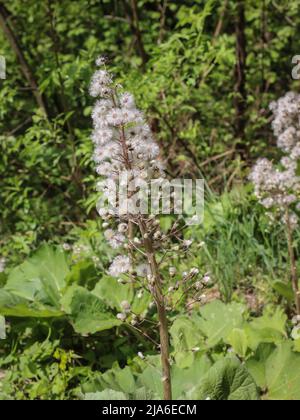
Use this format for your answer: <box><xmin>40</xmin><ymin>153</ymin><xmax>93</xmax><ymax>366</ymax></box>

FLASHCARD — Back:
<box><xmin>93</xmin><ymin>276</ymin><xmax>151</xmax><ymax>316</ymax></box>
<box><xmin>61</xmin><ymin>285</ymin><xmax>121</xmax><ymax>335</ymax></box>
<box><xmin>85</xmin><ymin>390</ymin><xmax>127</xmax><ymax>401</ymax></box>
<box><xmin>1</xmin><ymin>243</ymin><xmax>300</xmax><ymax>401</ymax></box>
<box><xmin>5</xmin><ymin>245</ymin><xmax>69</xmax><ymax>305</ymax></box>
<box><xmin>0</xmin><ymin>245</ymin><xmax>122</xmax><ymax>334</ymax></box>
<box><xmin>247</xmin><ymin>343</ymin><xmax>300</xmax><ymax>400</ymax></box>
<box><xmin>1</xmin><ymin>0</ymin><xmax>300</xmax><ymax>401</ymax></box>
<box><xmin>189</xmin><ymin>358</ymin><xmax>259</xmax><ymax>401</ymax></box>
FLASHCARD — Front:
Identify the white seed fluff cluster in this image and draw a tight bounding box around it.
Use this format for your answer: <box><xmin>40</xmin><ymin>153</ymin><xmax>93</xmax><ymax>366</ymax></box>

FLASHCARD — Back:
<box><xmin>90</xmin><ymin>57</ymin><xmax>163</xmax><ymax>277</ymax></box>
<box><xmin>270</xmin><ymin>92</ymin><xmax>300</xmax><ymax>156</ymax></box>
<box><xmin>250</xmin><ymin>93</ymin><xmax>300</xmax><ymax>229</ymax></box>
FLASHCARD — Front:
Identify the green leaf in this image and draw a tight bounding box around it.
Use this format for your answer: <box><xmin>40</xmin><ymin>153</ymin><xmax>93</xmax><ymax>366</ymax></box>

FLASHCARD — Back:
<box><xmin>247</xmin><ymin>342</ymin><xmax>300</xmax><ymax>400</ymax></box>
<box><xmin>61</xmin><ymin>286</ymin><xmax>121</xmax><ymax>334</ymax></box>
<box><xmin>93</xmin><ymin>276</ymin><xmax>134</xmax><ymax>311</ymax></box>
<box><xmin>97</xmin><ymin>366</ymin><xmax>136</xmax><ymax>395</ymax></box>
<box><xmin>245</xmin><ymin>308</ymin><xmax>287</xmax><ymax>350</ymax></box>
<box><xmin>66</xmin><ymin>260</ymin><xmax>98</xmax><ymax>290</ymax></box>
<box><xmin>5</xmin><ymin>245</ymin><xmax>69</xmax><ymax>307</ymax></box>
<box><xmin>197</xmin><ymin>301</ymin><xmax>245</xmax><ymax>348</ymax></box>
<box><xmin>137</xmin><ymin>354</ymin><xmax>212</xmax><ymax>400</ymax></box>
<box><xmin>227</xmin><ymin>328</ymin><xmax>248</xmax><ymax>358</ymax></box>
<box><xmin>84</xmin><ymin>390</ymin><xmax>127</xmax><ymax>400</ymax></box>
<box><xmin>293</xmin><ymin>338</ymin><xmax>300</xmax><ymax>352</ymax></box>
<box><xmin>82</xmin><ymin>364</ymin><xmax>136</xmax><ymax>396</ymax></box>
<box><xmin>170</xmin><ymin>316</ymin><xmax>204</xmax><ymax>368</ymax></box>
<box><xmin>245</xmin><ymin>343</ymin><xmax>275</xmax><ymax>389</ymax></box>
<box><xmin>172</xmin><ymin>355</ymin><xmax>212</xmax><ymax>400</ymax></box>
<box><xmin>0</xmin><ymin>290</ymin><xmax>64</xmax><ymax>318</ymax></box>
<box><xmin>272</xmin><ymin>281</ymin><xmax>294</xmax><ymax>302</ymax></box>
<box><xmin>190</xmin><ymin>358</ymin><xmax>259</xmax><ymax>400</ymax></box>
<box><xmin>291</xmin><ymin>326</ymin><xmax>300</xmax><ymax>341</ymax></box>
<box><xmin>93</xmin><ymin>276</ymin><xmax>151</xmax><ymax>315</ymax></box>
<box><xmin>137</xmin><ymin>356</ymin><xmax>163</xmax><ymax>399</ymax></box>
<box><xmin>264</xmin><ymin>342</ymin><xmax>300</xmax><ymax>400</ymax></box>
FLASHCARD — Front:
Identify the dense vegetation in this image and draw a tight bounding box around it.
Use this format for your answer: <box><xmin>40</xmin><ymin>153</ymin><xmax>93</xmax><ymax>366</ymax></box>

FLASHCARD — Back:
<box><xmin>1</xmin><ymin>0</ymin><xmax>300</xmax><ymax>400</ymax></box>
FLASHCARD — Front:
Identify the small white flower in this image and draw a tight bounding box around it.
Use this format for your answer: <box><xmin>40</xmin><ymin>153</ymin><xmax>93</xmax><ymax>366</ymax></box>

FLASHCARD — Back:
<box><xmin>96</xmin><ymin>56</ymin><xmax>106</xmax><ymax>66</ymax></box>
<box><xmin>190</xmin><ymin>267</ymin><xmax>199</xmax><ymax>276</ymax></box>
<box><xmin>62</xmin><ymin>243</ymin><xmax>72</xmax><ymax>251</ymax></box>
<box><xmin>109</xmin><ymin>256</ymin><xmax>131</xmax><ymax>277</ymax></box>
<box><xmin>118</xmin><ymin>223</ymin><xmax>128</xmax><ymax>233</ymax></box>
<box><xmin>153</xmin><ymin>231</ymin><xmax>162</xmax><ymax>240</ymax></box>
<box><xmin>202</xmin><ymin>274</ymin><xmax>211</xmax><ymax>285</ymax></box>
<box><xmin>120</xmin><ymin>300</ymin><xmax>131</xmax><ymax>313</ymax></box>
<box><xmin>89</xmin><ymin>70</ymin><xmax>112</xmax><ymax>97</ymax></box>
<box><xmin>183</xmin><ymin>239</ymin><xmax>193</xmax><ymax>248</ymax></box>
<box><xmin>195</xmin><ymin>281</ymin><xmax>203</xmax><ymax>290</ymax></box>
<box><xmin>117</xmin><ymin>313</ymin><xmax>127</xmax><ymax>322</ymax></box>
<box><xmin>136</xmin><ymin>264</ymin><xmax>150</xmax><ymax>278</ymax></box>
<box><xmin>292</xmin><ymin>315</ymin><xmax>300</xmax><ymax>325</ymax></box>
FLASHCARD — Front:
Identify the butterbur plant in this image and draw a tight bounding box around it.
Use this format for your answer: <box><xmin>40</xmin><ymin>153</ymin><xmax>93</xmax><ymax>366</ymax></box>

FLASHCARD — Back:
<box><xmin>89</xmin><ymin>57</ymin><xmax>208</xmax><ymax>400</ymax></box>
<box><xmin>250</xmin><ymin>92</ymin><xmax>300</xmax><ymax>314</ymax></box>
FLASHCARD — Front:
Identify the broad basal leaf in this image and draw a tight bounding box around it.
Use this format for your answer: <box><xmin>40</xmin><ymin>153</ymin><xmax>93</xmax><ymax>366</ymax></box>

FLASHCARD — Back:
<box><xmin>61</xmin><ymin>286</ymin><xmax>121</xmax><ymax>334</ymax></box>
<box><xmin>170</xmin><ymin>316</ymin><xmax>205</xmax><ymax>368</ymax></box>
<box><xmin>137</xmin><ymin>354</ymin><xmax>212</xmax><ymax>400</ymax></box>
<box><xmin>227</xmin><ymin>328</ymin><xmax>248</xmax><ymax>358</ymax></box>
<box><xmin>4</xmin><ymin>245</ymin><xmax>69</xmax><ymax>308</ymax></box>
<box><xmin>0</xmin><ymin>290</ymin><xmax>63</xmax><ymax>318</ymax></box>
<box><xmin>197</xmin><ymin>301</ymin><xmax>245</xmax><ymax>348</ymax></box>
<box><xmin>82</xmin><ymin>364</ymin><xmax>136</xmax><ymax>396</ymax></box>
<box><xmin>256</xmin><ymin>343</ymin><xmax>300</xmax><ymax>400</ymax></box>
<box><xmin>93</xmin><ymin>276</ymin><xmax>134</xmax><ymax>311</ymax></box>
<box><xmin>247</xmin><ymin>342</ymin><xmax>300</xmax><ymax>400</ymax></box>
<box><xmin>245</xmin><ymin>308</ymin><xmax>287</xmax><ymax>351</ymax></box>
<box><xmin>189</xmin><ymin>357</ymin><xmax>259</xmax><ymax>401</ymax></box>
<box><xmin>93</xmin><ymin>276</ymin><xmax>151</xmax><ymax>315</ymax></box>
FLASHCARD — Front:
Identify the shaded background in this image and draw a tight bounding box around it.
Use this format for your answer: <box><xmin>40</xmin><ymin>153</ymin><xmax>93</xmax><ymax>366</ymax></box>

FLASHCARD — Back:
<box><xmin>1</xmin><ymin>0</ymin><xmax>299</xmax><ymax>260</ymax></box>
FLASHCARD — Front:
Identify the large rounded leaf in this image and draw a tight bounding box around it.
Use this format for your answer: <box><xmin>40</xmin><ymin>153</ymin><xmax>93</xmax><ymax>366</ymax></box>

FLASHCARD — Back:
<box><xmin>4</xmin><ymin>245</ymin><xmax>69</xmax><ymax>308</ymax></box>
<box><xmin>0</xmin><ymin>290</ymin><xmax>64</xmax><ymax>318</ymax></box>
<box><xmin>61</xmin><ymin>286</ymin><xmax>121</xmax><ymax>334</ymax></box>
<box><xmin>247</xmin><ymin>342</ymin><xmax>300</xmax><ymax>400</ymax></box>
<box><xmin>189</xmin><ymin>357</ymin><xmax>259</xmax><ymax>400</ymax></box>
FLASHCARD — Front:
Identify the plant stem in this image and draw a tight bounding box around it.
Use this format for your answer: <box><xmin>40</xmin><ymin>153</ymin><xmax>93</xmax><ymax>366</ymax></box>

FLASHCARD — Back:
<box><xmin>285</xmin><ymin>209</ymin><xmax>300</xmax><ymax>315</ymax></box>
<box><xmin>139</xmin><ymin>219</ymin><xmax>172</xmax><ymax>400</ymax></box>
<box><xmin>114</xmin><ymin>91</ymin><xmax>172</xmax><ymax>399</ymax></box>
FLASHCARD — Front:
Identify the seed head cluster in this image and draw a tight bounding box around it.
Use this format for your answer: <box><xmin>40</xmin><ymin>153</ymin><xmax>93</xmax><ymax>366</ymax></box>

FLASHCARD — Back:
<box><xmin>90</xmin><ymin>57</ymin><xmax>165</xmax><ymax>278</ymax></box>
<box><xmin>250</xmin><ymin>93</ymin><xmax>300</xmax><ymax>229</ymax></box>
